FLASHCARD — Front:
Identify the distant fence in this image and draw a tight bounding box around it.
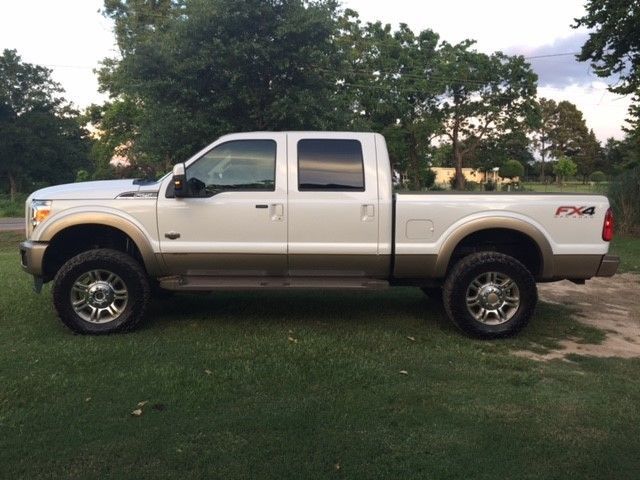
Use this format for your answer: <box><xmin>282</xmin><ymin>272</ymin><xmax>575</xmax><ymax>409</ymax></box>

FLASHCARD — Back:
<box><xmin>520</xmin><ymin>180</ymin><xmax>609</xmax><ymax>194</ymax></box>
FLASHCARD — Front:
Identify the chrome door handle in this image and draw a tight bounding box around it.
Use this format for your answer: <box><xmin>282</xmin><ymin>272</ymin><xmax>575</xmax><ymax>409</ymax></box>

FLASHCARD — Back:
<box><xmin>270</xmin><ymin>203</ymin><xmax>284</xmax><ymax>221</ymax></box>
<box><xmin>361</xmin><ymin>204</ymin><xmax>375</xmax><ymax>222</ymax></box>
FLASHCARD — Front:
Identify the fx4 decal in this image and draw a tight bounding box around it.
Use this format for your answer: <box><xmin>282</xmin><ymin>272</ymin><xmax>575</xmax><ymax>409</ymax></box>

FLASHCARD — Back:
<box><xmin>555</xmin><ymin>206</ymin><xmax>596</xmax><ymax>217</ymax></box>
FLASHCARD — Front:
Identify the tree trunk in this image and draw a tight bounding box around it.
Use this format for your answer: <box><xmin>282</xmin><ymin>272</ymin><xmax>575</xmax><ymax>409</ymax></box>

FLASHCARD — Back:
<box><xmin>454</xmin><ymin>150</ymin><xmax>464</xmax><ymax>190</ymax></box>
<box><xmin>539</xmin><ymin>149</ymin><xmax>546</xmax><ymax>182</ymax></box>
<box><xmin>451</xmin><ymin>118</ymin><xmax>465</xmax><ymax>190</ymax></box>
<box><xmin>8</xmin><ymin>171</ymin><xmax>17</xmax><ymax>202</ymax></box>
<box><xmin>408</xmin><ymin>134</ymin><xmax>421</xmax><ymax>190</ymax></box>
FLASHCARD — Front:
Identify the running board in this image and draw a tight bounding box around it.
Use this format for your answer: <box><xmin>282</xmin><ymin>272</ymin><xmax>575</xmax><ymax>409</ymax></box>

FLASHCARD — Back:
<box><xmin>158</xmin><ymin>275</ymin><xmax>390</xmax><ymax>291</ymax></box>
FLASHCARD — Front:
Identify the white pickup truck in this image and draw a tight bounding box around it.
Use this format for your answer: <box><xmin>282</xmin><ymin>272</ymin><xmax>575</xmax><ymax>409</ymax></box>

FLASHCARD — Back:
<box><xmin>20</xmin><ymin>132</ymin><xmax>619</xmax><ymax>338</ymax></box>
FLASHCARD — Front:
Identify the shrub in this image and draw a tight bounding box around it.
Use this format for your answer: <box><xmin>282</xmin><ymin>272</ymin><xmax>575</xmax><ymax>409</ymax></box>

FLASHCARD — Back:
<box><xmin>608</xmin><ymin>166</ymin><xmax>640</xmax><ymax>234</ymax></box>
<box><xmin>589</xmin><ymin>171</ymin><xmax>606</xmax><ymax>183</ymax></box>
<box><xmin>500</xmin><ymin>160</ymin><xmax>524</xmax><ymax>180</ymax></box>
<box><xmin>420</xmin><ymin>167</ymin><xmax>436</xmax><ymax>190</ymax></box>
<box><xmin>484</xmin><ymin>180</ymin><xmax>497</xmax><ymax>191</ymax></box>
<box><xmin>75</xmin><ymin>170</ymin><xmax>90</xmax><ymax>182</ymax></box>
<box><xmin>553</xmin><ymin>156</ymin><xmax>578</xmax><ymax>184</ymax></box>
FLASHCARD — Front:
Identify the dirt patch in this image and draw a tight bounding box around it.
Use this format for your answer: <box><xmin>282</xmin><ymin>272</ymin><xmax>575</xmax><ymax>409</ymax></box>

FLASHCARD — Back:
<box><xmin>515</xmin><ymin>273</ymin><xmax>640</xmax><ymax>361</ymax></box>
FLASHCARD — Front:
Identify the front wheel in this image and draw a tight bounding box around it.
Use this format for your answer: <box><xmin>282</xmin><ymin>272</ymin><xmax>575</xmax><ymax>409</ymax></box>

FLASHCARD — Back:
<box><xmin>442</xmin><ymin>252</ymin><xmax>537</xmax><ymax>339</ymax></box>
<box><xmin>52</xmin><ymin>249</ymin><xmax>151</xmax><ymax>334</ymax></box>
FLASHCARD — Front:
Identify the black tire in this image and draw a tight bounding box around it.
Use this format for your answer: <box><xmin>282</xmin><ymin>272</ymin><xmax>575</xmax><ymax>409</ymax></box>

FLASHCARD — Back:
<box><xmin>420</xmin><ymin>286</ymin><xmax>443</xmax><ymax>303</ymax></box>
<box><xmin>52</xmin><ymin>249</ymin><xmax>151</xmax><ymax>334</ymax></box>
<box><xmin>442</xmin><ymin>252</ymin><xmax>537</xmax><ymax>339</ymax></box>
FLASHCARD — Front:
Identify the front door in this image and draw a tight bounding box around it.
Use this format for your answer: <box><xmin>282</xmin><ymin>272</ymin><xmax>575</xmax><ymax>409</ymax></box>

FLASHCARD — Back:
<box><xmin>157</xmin><ymin>133</ymin><xmax>287</xmax><ymax>276</ymax></box>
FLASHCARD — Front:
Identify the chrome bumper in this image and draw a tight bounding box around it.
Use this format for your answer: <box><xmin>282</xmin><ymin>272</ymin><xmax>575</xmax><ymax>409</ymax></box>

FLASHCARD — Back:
<box><xmin>596</xmin><ymin>255</ymin><xmax>619</xmax><ymax>277</ymax></box>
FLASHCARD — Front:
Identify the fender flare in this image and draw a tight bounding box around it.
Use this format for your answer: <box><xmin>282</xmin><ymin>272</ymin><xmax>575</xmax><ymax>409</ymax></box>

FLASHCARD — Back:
<box><xmin>434</xmin><ymin>216</ymin><xmax>554</xmax><ymax>279</ymax></box>
<box><xmin>35</xmin><ymin>210</ymin><xmax>164</xmax><ymax>276</ymax></box>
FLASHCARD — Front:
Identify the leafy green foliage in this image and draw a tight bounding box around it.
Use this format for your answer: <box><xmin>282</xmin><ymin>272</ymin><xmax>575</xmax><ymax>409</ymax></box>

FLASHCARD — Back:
<box><xmin>553</xmin><ymin>156</ymin><xmax>578</xmax><ymax>183</ymax></box>
<box><xmin>575</xmin><ymin>1</ymin><xmax>640</xmax><ymax>165</ymax></box>
<box><xmin>575</xmin><ymin>1</ymin><xmax>640</xmax><ymax>95</ymax></box>
<box><xmin>438</xmin><ymin>42</ymin><xmax>539</xmax><ymax>189</ymax></box>
<box><xmin>98</xmin><ymin>0</ymin><xmax>348</xmax><ymax>177</ymax></box>
<box><xmin>608</xmin><ymin>166</ymin><xmax>640</xmax><ymax>234</ymax></box>
<box><xmin>0</xmin><ymin>49</ymin><xmax>90</xmax><ymax>199</ymax></box>
<box><xmin>589</xmin><ymin>170</ymin><xmax>606</xmax><ymax>183</ymax></box>
<box><xmin>500</xmin><ymin>159</ymin><xmax>524</xmax><ymax>179</ymax></box>
<box><xmin>337</xmin><ymin>16</ymin><xmax>443</xmax><ymax>189</ymax></box>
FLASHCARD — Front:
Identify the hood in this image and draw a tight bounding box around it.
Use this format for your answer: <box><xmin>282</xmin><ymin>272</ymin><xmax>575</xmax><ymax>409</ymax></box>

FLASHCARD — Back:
<box><xmin>31</xmin><ymin>179</ymin><xmax>160</xmax><ymax>200</ymax></box>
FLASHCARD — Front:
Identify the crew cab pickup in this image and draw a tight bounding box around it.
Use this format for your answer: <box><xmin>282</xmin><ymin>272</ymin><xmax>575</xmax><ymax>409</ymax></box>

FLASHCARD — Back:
<box><xmin>20</xmin><ymin>132</ymin><xmax>619</xmax><ymax>337</ymax></box>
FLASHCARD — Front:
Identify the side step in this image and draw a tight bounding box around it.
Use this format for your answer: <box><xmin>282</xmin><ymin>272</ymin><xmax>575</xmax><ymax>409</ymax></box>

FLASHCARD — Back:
<box><xmin>158</xmin><ymin>275</ymin><xmax>390</xmax><ymax>292</ymax></box>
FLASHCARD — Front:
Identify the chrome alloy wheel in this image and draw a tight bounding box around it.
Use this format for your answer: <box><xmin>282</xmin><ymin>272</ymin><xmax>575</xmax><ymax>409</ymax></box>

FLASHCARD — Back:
<box><xmin>465</xmin><ymin>271</ymin><xmax>520</xmax><ymax>325</ymax></box>
<box><xmin>70</xmin><ymin>270</ymin><xmax>129</xmax><ymax>323</ymax></box>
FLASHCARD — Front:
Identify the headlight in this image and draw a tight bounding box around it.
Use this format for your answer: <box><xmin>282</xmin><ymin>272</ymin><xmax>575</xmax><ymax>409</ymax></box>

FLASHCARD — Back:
<box><xmin>31</xmin><ymin>200</ymin><xmax>52</xmax><ymax>228</ymax></box>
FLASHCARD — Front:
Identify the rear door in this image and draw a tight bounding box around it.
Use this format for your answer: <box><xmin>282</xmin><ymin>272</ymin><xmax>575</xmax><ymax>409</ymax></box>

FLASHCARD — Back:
<box><xmin>286</xmin><ymin>133</ymin><xmax>385</xmax><ymax>276</ymax></box>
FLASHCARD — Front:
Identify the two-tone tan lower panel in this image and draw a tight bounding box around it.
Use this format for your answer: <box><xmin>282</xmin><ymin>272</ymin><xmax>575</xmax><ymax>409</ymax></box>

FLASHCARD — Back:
<box><xmin>163</xmin><ymin>253</ymin><xmax>287</xmax><ymax>276</ymax></box>
<box><xmin>393</xmin><ymin>255</ymin><xmax>438</xmax><ymax>278</ymax></box>
<box><xmin>394</xmin><ymin>253</ymin><xmax>610</xmax><ymax>282</ymax></box>
<box><xmin>551</xmin><ymin>254</ymin><xmax>604</xmax><ymax>280</ymax></box>
<box><xmin>288</xmin><ymin>254</ymin><xmax>389</xmax><ymax>278</ymax></box>
<box><xmin>162</xmin><ymin>254</ymin><xmax>390</xmax><ymax>278</ymax></box>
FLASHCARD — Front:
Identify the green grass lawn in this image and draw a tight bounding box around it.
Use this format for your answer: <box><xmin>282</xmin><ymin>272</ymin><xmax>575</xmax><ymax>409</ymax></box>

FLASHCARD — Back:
<box><xmin>611</xmin><ymin>235</ymin><xmax>640</xmax><ymax>272</ymax></box>
<box><xmin>521</xmin><ymin>182</ymin><xmax>608</xmax><ymax>194</ymax></box>
<box><xmin>0</xmin><ymin>194</ymin><xmax>26</xmax><ymax>217</ymax></box>
<box><xmin>1</xmin><ymin>231</ymin><xmax>639</xmax><ymax>479</ymax></box>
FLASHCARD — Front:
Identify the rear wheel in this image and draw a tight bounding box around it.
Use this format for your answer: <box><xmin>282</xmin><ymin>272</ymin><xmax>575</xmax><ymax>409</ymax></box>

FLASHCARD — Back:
<box><xmin>52</xmin><ymin>249</ymin><xmax>150</xmax><ymax>334</ymax></box>
<box><xmin>442</xmin><ymin>252</ymin><xmax>537</xmax><ymax>338</ymax></box>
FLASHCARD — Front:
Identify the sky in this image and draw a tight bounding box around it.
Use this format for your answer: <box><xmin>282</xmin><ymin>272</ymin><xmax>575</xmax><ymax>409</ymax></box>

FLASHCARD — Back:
<box><xmin>0</xmin><ymin>0</ymin><xmax>632</xmax><ymax>141</ymax></box>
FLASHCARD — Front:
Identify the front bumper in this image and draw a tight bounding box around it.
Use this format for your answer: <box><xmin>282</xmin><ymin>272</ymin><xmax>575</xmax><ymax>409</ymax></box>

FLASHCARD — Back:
<box><xmin>596</xmin><ymin>255</ymin><xmax>619</xmax><ymax>277</ymax></box>
<box><xmin>20</xmin><ymin>241</ymin><xmax>48</xmax><ymax>277</ymax></box>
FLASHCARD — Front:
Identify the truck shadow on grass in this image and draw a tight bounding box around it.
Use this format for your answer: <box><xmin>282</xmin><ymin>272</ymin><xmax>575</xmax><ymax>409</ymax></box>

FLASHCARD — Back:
<box><xmin>145</xmin><ymin>288</ymin><xmax>605</xmax><ymax>356</ymax></box>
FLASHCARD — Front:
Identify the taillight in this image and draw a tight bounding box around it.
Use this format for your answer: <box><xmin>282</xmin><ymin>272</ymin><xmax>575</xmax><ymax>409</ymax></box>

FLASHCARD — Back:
<box><xmin>602</xmin><ymin>208</ymin><xmax>614</xmax><ymax>241</ymax></box>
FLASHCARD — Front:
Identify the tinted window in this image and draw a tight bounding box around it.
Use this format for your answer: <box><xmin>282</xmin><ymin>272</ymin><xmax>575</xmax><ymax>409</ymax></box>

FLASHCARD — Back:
<box><xmin>186</xmin><ymin>140</ymin><xmax>276</xmax><ymax>196</ymax></box>
<box><xmin>298</xmin><ymin>139</ymin><xmax>365</xmax><ymax>191</ymax></box>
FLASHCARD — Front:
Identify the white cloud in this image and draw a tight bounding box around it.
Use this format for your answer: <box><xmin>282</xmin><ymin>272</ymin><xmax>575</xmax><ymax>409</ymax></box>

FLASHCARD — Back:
<box><xmin>0</xmin><ymin>0</ymin><xmax>115</xmax><ymax>108</ymax></box>
<box><xmin>538</xmin><ymin>82</ymin><xmax>632</xmax><ymax>140</ymax></box>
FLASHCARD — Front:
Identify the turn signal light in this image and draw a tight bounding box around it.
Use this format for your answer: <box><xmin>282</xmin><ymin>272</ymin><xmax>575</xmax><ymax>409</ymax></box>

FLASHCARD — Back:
<box><xmin>602</xmin><ymin>208</ymin><xmax>614</xmax><ymax>242</ymax></box>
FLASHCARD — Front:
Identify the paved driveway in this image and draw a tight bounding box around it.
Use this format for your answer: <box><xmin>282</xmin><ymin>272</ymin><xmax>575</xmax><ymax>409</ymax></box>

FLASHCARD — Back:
<box><xmin>0</xmin><ymin>218</ymin><xmax>23</xmax><ymax>232</ymax></box>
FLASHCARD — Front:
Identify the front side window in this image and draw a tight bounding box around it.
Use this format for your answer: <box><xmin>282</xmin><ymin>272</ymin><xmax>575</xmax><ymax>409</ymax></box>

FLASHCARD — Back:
<box><xmin>186</xmin><ymin>140</ymin><xmax>276</xmax><ymax>196</ymax></box>
<box><xmin>298</xmin><ymin>139</ymin><xmax>365</xmax><ymax>191</ymax></box>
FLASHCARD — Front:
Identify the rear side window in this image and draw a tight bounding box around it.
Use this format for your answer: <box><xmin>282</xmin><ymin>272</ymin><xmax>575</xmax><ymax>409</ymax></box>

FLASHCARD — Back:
<box><xmin>297</xmin><ymin>139</ymin><xmax>365</xmax><ymax>191</ymax></box>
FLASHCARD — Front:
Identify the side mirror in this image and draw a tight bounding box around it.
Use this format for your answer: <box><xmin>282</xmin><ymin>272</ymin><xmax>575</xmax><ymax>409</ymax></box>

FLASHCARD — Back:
<box><xmin>172</xmin><ymin>163</ymin><xmax>187</xmax><ymax>197</ymax></box>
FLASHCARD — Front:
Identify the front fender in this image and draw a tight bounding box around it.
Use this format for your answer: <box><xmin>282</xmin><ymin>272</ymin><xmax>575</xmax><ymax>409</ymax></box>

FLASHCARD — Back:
<box><xmin>33</xmin><ymin>207</ymin><xmax>164</xmax><ymax>276</ymax></box>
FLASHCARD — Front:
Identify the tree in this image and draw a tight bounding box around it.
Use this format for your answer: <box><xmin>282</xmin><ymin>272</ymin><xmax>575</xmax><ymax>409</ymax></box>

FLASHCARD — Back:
<box><xmin>437</xmin><ymin>41</ymin><xmax>539</xmax><ymax>190</ymax></box>
<box><xmin>468</xmin><ymin>130</ymin><xmax>533</xmax><ymax>174</ymax></box>
<box><xmin>575</xmin><ymin>1</ymin><xmax>640</xmax><ymax>161</ymax></box>
<box><xmin>574</xmin><ymin>129</ymin><xmax>603</xmax><ymax>182</ymax></box>
<box><xmin>500</xmin><ymin>159</ymin><xmax>524</xmax><ymax>180</ymax></box>
<box><xmin>575</xmin><ymin>1</ymin><xmax>640</xmax><ymax>95</ymax></box>
<box><xmin>532</xmin><ymin>99</ymin><xmax>596</xmax><ymax>181</ymax></box>
<box><xmin>336</xmin><ymin>16</ymin><xmax>444</xmax><ymax>189</ymax></box>
<box><xmin>532</xmin><ymin>97</ymin><xmax>558</xmax><ymax>181</ymax></box>
<box><xmin>0</xmin><ymin>49</ymin><xmax>90</xmax><ymax>200</ymax></box>
<box><xmin>553</xmin><ymin>156</ymin><xmax>578</xmax><ymax>184</ymax></box>
<box><xmin>99</xmin><ymin>0</ymin><xmax>350</xmax><ymax>175</ymax></box>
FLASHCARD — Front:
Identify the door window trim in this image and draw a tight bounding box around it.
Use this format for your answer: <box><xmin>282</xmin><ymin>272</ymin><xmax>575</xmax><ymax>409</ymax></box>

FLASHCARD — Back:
<box><xmin>166</xmin><ymin>139</ymin><xmax>277</xmax><ymax>198</ymax></box>
<box><xmin>296</xmin><ymin>138</ymin><xmax>366</xmax><ymax>192</ymax></box>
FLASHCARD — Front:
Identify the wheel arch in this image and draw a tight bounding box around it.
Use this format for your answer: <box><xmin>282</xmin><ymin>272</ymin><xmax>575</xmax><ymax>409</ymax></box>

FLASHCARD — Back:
<box><xmin>435</xmin><ymin>217</ymin><xmax>554</xmax><ymax>279</ymax></box>
<box><xmin>37</xmin><ymin>211</ymin><xmax>163</xmax><ymax>280</ymax></box>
